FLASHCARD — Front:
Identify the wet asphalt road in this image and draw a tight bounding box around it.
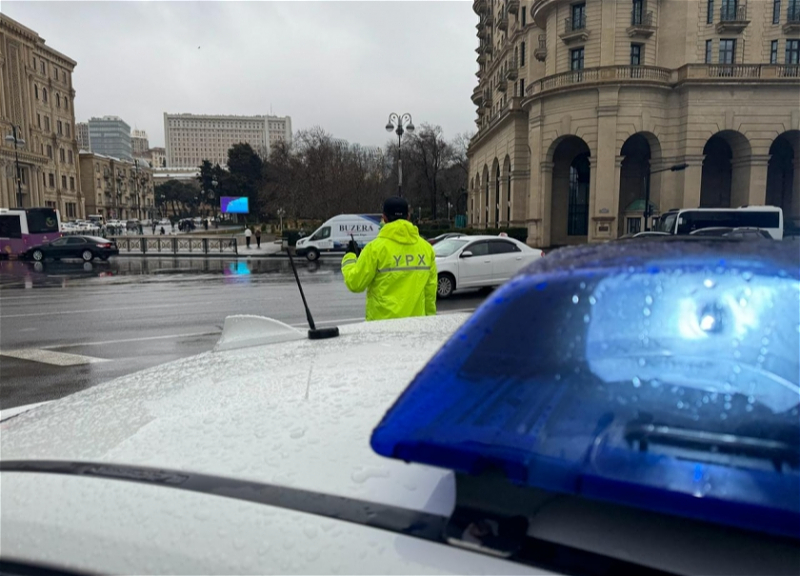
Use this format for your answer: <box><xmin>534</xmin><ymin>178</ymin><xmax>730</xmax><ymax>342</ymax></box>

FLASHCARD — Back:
<box><xmin>0</xmin><ymin>256</ymin><xmax>485</xmax><ymax>410</ymax></box>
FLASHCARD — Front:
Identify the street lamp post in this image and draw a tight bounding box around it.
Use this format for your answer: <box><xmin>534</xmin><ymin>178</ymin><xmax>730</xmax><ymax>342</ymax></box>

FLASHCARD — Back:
<box><xmin>643</xmin><ymin>163</ymin><xmax>688</xmax><ymax>231</ymax></box>
<box><xmin>385</xmin><ymin>113</ymin><xmax>415</xmax><ymax>197</ymax></box>
<box><xmin>277</xmin><ymin>207</ymin><xmax>286</xmax><ymax>233</ymax></box>
<box><xmin>5</xmin><ymin>125</ymin><xmax>26</xmax><ymax>208</ymax></box>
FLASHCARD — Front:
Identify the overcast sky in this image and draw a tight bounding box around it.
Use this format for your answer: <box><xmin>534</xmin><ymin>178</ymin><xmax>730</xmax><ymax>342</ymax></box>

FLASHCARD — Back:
<box><xmin>4</xmin><ymin>1</ymin><xmax>479</xmax><ymax>149</ymax></box>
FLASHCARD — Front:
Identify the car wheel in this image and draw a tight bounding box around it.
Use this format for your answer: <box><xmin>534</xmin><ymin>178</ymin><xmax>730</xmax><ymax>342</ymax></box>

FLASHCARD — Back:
<box><xmin>437</xmin><ymin>273</ymin><xmax>455</xmax><ymax>299</ymax></box>
<box><xmin>306</xmin><ymin>248</ymin><xmax>320</xmax><ymax>262</ymax></box>
<box><xmin>81</xmin><ymin>250</ymin><xmax>94</xmax><ymax>262</ymax></box>
<box><xmin>32</xmin><ymin>249</ymin><xmax>44</xmax><ymax>262</ymax></box>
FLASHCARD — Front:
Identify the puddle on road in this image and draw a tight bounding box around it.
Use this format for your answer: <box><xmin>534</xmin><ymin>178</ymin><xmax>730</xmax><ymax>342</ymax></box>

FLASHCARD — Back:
<box><xmin>0</xmin><ymin>257</ymin><xmax>337</xmax><ymax>289</ymax></box>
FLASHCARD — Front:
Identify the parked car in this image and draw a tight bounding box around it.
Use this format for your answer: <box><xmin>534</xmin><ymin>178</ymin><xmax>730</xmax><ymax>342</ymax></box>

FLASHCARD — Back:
<box><xmin>434</xmin><ymin>235</ymin><xmax>544</xmax><ymax>298</ymax></box>
<box><xmin>22</xmin><ymin>235</ymin><xmax>119</xmax><ymax>262</ymax></box>
<box><xmin>689</xmin><ymin>226</ymin><xmax>773</xmax><ymax>239</ymax></box>
<box><xmin>427</xmin><ymin>232</ymin><xmax>468</xmax><ymax>245</ymax></box>
<box><xmin>2</xmin><ymin>240</ymin><xmax>797</xmax><ymax>575</ymax></box>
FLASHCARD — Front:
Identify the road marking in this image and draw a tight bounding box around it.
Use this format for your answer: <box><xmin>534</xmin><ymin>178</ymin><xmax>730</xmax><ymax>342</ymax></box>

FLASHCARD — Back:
<box><xmin>0</xmin><ymin>301</ymin><xmax>213</xmax><ymax>319</ymax></box>
<box><xmin>0</xmin><ymin>348</ymin><xmax>108</xmax><ymax>366</ymax></box>
<box><xmin>41</xmin><ymin>331</ymin><xmax>221</xmax><ymax>349</ymax></box>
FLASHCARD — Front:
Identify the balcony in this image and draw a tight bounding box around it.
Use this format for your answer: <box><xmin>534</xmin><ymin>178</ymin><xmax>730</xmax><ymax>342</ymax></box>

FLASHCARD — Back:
<box><xmin>627</xmin><ymin>10</ymin><xmax>656</xmax><ymax>38</ymax></box>
<box><xmin>716</xmin><ymin>4</ymin><xmax>749</xmax><ymax>33</ymax></box>
<box><xmin>473</xmin><ymin>0</ymin><xmax>488</xmax><ymax>14</ymax></box>
<box><xmin>507</xmin><ymin>0</ymin><xmax>520</xmax><ymax>14</ymax></box>
<box><xmin>483</xmin><ymin>90</ymin><xmax>493</xmax><ymax>107</ymax></box>
<box><xmin>534</xmin><ymin>34</ymin><xmax>548</xmax><ymax>61</ymax></box>
<box><xmin>498</xmin><ymin>79</ymin><xmax>507</xmax><ymax>92</ymax></box>
<box><xmin>484</xmin><ymin>43</ymin><xmax>493</xmax><ymax>55</ymax></box>
<box><xmin>784</xmin><ymin>10</ymin><xmax>800</xmax><ymax>33</ymax></box>
<box><xmin>561</xmin><ymin>15</ymin><xmax>589</xmax><ymax>44</ymax></box>
<box><xmin>472</xmin><ymin>86</ymin><xmax>485</xmax><ymax>105</ymax></box>
<box><xmin>484</xmin><ymin>12</ymin><xmax>494</xmax><ymax>26</ymax></box>
<box><xmin>477</xmin><ymin>25</ymin><xmax>487</xmax><ymax>39</ymax></box>
<box><xmin>506</xmin><ymin>61</ymin><xmax>519</xmax><ymax>80</ymax></box>
<box><xmin>497</xmin><ymin>13</ymin><xmax>508</xmax><ymax>30</ymax></box>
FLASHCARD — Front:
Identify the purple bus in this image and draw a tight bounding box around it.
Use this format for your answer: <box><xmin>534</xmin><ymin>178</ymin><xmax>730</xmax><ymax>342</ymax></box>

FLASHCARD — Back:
<box><xmin>0</xmin><ymin>207</ymin><xmax>62</xmax><ymax>258</ymax></box>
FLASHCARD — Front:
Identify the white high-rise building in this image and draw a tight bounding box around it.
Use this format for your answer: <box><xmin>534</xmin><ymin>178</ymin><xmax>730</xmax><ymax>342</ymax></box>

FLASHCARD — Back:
<box><xmin>163</xmin><ymin>113</ymin><xmax>292</xmax><ymax>168</ymax></box>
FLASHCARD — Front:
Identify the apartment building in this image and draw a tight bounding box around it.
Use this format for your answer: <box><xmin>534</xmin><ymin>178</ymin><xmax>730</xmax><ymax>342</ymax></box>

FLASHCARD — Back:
<box><xmin>467</xmin><ymin>0</ymin><xmax>800</xmax><ymax>246</ymax></box>
<box><xmin>79</xmin><ymin>151</ymin><xmax>155</xmax><ymax>220</ymax></box>
<box><xmin>0</xmin><ymin>14</ymin><xmax>83</xmax><ymax>218</ymax></box>
<box><xmin>163</xmin><ymin>112</ymin><xmax>292</xmax><ymax>167</ymax></box>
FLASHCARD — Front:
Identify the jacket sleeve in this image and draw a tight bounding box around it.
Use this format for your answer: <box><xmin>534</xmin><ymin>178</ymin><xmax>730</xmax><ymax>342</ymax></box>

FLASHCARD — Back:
<box><xmin>341</xmin><ymin>244</ymin><xmax>377</xmax><ymax>293</ymax></box>
<box><xmin>425</xmin><ymin>246</ymin><xmax>437</xmax><ymax>316</ymax></box>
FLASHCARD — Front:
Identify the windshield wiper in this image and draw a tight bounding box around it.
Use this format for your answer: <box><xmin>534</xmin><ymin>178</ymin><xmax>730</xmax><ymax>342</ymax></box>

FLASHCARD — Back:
<box><xmin>625</xmin><ymin>422</ymin><xmax>799</xmax><ymax>470</ymax></box>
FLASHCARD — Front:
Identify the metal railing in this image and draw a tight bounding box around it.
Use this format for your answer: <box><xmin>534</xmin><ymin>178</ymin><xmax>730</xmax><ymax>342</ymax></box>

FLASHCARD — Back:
<box><xmin>112</xmin><ymin>236</ymin><xmax>239</xmax><ymax>255</ymax></box>
<box><xmin>631</xmin><ymin>10</ymin><xmax>653</xmax><ymax>26</ymax></box>
<box><xmin>720</xmin><ymin>4</ymin><xmax>747</xmax><ymax>21</ymax></box>
<box><xmin>789</xmin><ymin>9</ymin><xmax>800</xmax><ymax>22</ymax></box>
<box><xmin>538</xmin><ymin>34</ymin><xmax>547</xmax><ymax>49</ymax></box>
<box><xmin>565</xmin><ymin>14</ymin><xmax>587</xmax><ymax>32</ymax></box>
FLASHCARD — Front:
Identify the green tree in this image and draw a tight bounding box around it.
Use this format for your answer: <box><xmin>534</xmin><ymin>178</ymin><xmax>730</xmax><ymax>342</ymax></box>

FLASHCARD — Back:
<box><xmin>227</xmin><ymin>143</ymin><xmax>264</xmax><ymax>217</ymax></box>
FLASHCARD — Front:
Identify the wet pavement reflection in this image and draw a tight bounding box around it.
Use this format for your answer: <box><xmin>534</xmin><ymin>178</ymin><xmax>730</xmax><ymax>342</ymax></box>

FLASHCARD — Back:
<box><xmin>0</xmin><ymin>257</ymin><xmax>333</xmax><ymax>289</ymax></box>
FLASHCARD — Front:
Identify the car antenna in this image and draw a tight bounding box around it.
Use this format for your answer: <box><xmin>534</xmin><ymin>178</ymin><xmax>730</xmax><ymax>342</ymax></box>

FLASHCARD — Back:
<box><xmin>286</xmin><ymin>246</ymin><xmax>339</xmax><ymax>340</ymax></box>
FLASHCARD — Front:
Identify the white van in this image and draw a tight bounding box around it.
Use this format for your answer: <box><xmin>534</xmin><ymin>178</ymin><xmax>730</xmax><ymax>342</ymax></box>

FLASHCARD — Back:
<box><xmin>295</xmin><ymin>214</ymin><xmax>382</xmax><ymax>261</ymax></box>
<box><xmin>656</xmin><ymin>206</ymin><xmax>784</xmax><ymax>240</ymax></box>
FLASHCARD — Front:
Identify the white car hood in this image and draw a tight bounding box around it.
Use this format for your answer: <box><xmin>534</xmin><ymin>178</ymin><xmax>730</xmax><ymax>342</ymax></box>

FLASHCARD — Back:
<box><xmin>1</xmin><ymin>314</ymin><xmax>468</xmax><ymax>516</ymax></box>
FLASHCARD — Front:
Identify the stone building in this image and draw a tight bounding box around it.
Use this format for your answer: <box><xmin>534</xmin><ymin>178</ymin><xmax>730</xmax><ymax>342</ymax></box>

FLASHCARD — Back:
<box><xmin>467</xmin><ymin>0</ymin><xmax>800</xmax><ymax>246</ymax></box>
<box><xmin>79</xmin><ymin>152</ymin><xmax>155</xmax><ymax>220</ymax></box>
<box><xmin>0</xmin><ymin>14</ymin><xmax>83</xmax><ymax>218</ymax></box>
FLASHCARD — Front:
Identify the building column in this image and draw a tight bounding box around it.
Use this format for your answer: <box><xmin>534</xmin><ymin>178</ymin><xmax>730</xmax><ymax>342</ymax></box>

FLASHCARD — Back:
<box><xmin>743</xmin><ymin>154</ymin><xmax>771</xmax><ymax>206</ymax></box>
<box><xmin>526</xmin><ymin>112</ymin><xmax>544</xmax><ymax>246</ymax></box>
<box><xmin>791</xmin><ymin>159</ymin><xmax>800</xmax><ymax>225</ymax></box>
<box><xmin>680</xmin><ymin>155</ymin><xmax>705</xmax><ymax>208</ymax></box>
<box><xmin>591</xmin><ymin>100</ymin><xmax>619</xmax><ymax>242</ymax></box>
<box><xmin>539</xmin><ymin>161</ymin><xmax>553</xmax><ymax>247</ymax></box>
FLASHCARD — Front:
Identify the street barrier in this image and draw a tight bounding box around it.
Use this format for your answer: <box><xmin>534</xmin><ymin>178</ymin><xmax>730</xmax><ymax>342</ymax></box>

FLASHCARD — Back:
<box><xmin>111</xmin><ymin>236</ymin><xmax>239</xmax><ymax>255</ymax></box>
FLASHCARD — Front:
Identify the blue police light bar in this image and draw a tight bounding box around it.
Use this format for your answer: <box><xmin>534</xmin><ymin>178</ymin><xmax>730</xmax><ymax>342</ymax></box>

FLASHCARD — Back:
<box><xmin>371</xmin><ymin>239</ymin><xmax>800</xmax><ymax>540</ymax></box>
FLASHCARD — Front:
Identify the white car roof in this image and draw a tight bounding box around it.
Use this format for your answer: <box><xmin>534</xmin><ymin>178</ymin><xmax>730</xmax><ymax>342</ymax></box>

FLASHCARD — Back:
<box><xmin>1</xmin><ymin>313</ymin><xmax>554</xmax><ymax>574</ymax></box>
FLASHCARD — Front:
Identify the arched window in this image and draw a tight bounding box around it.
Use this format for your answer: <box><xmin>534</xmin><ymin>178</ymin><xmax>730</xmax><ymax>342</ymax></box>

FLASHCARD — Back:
<box><xmin>56</xmin><ymin>93</ymin><xmax>61</xmax><ymax>108</ymax></box>
<box><xmin>495</xmin><ymin>164</ymin><xmax>501</xmax><ymax>224</ymax></box>
<box><xmin>506</xmin><ymin>166</ymin><xmax>511</xmax><ymax>222</ymax></box>
<box><xmin>42</xmin><ymin>87</ymin><xmax>48</xmax><ymax>103</ymax></box>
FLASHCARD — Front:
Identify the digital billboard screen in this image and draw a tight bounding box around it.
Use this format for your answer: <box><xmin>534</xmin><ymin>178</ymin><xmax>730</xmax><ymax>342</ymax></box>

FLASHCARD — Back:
<box><xmin>221</xmin><ymin>196</ymin><xmax>249</xmax><ymax>214</ymax></box>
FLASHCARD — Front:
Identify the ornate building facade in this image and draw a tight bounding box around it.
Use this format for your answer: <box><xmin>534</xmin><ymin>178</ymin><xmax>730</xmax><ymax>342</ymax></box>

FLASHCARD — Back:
<box><xmin>0</xmin><ymin>14</ymin><xmax>83</xmax><ymax>218</ymax></box>
<box><xmin>467</xmin><ymin>0</ymin><xmax>800</xmax><ymax>246</ymax></box>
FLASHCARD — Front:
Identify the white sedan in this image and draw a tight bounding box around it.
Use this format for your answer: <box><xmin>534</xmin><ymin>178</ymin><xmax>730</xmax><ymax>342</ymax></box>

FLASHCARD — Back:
<box><xmin>434</xmin><ymin>235</ymin><xmax>544</xmax><ymax>298</ymax></box>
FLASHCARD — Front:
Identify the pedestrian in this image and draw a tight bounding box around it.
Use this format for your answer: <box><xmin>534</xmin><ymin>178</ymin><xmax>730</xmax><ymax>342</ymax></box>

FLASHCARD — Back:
<box><xmin>160</xmin><ymin>226</ymin><xmax>165</xmax><ymax>235</ymax></box>
<box><xmin>245</xmin><ymin>226</ymin><xmax>252</xmax><ymax>249</ymax></box>
<box><xmin>341</xmin><ymin>196</ymin><xmax>436</xmax><ymax>321</ymax></box>
<box><xmin>138</xmin><ymin>223</ymin><xmax>143</xmax><ymax>235</ymax></box>
<box><xmin>152</xmin><ymin>223</ymin><xmax>157</xmax><ymax>235</ymax></box>
<box><xmin>203</xmin><ymin>219</ymin><xmax>209</xmax><ymax>231</ymax></box>
<box><xmin>255</xmin><ymin>227</ymin><xmax>261</xmax><ymax>249</ymax></box>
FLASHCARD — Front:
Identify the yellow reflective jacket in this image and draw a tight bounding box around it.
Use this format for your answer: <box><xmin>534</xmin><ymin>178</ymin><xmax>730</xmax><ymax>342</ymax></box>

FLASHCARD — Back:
<box><xmin>341</xmin><ymin>219</ymin><xmax>437</xmax><ymax>321</ymax></box>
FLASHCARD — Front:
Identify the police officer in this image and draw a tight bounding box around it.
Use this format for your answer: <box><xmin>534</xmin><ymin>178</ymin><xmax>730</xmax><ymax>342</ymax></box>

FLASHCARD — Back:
<box><xmin>341</xmin><ymin>196</ymin><xmax>437</xmax><ymax>321</ymax></box>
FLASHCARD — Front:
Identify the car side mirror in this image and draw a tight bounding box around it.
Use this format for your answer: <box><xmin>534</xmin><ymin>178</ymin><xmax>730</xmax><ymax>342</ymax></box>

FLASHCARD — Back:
<box><xmin>460</xmin><ymin>250</ymin><xmax>473</xmax><ymax>258</ymax></box>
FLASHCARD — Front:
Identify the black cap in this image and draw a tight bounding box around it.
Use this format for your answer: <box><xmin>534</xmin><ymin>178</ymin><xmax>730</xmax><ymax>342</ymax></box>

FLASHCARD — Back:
<box><xmin>383</xmin><ymin>196</ymin><xmax>409</xmax><ymax>222</ymax></box>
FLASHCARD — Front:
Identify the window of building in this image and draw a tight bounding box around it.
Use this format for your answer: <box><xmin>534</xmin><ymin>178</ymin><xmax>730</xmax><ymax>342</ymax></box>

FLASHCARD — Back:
<box><xmin>34</xmin><ymin>85</ymin><xmax>39</xmax><ymax>99</ymax></box>
<box><xmin>40</xmin><ymin>61</ymin><xmax>45</xmax><ymax>74</ymax></box>
<box><xmin>568</xmin><ymin>153</ymin><xmax>590</xmax><ymax>236</ymax></box>
<box><xmin>632</xmin><ymin>0</ymin><xmax>644</xmax><ymax>24</ymax></box>
<box><xmin>53</xmin><ymin>66</ymin><xmax>58</xmax><ymax>80</ymax></box>
<box><xmin>719</xmin><ymin>38</ymin><xmax>736</xmax><ymax>63</ymax></box>
<box><xmin>630</xmin><ymin>43</ymin><xmax>643</xmax><ymax>65</ymax></box>
<box><xmin>64</xmin><ymin>99</ymin><xmax>69</xmax><ymax>111</ymax></box>
<box><xmin>56</xmin><ymin>94</ymin><xmax>61</xmax><ymax>108</ymax></box>
<box><xmin>49</xmin><ymin>173</ymin><xmax>55</xmax><ymax>187</ymax></box>
<box><xmin>774</xmin><ymin>0</ymin><xmax>782</xmax><ymax>23</ymax></box>
<box><xmin>519</xmin><ymin>78</ymin><xmax>525</xmax><ymax>96</ymax></box>
<box><xmin>787</xmin><ymin>39</ymin><xmax>800</xmax><ymax>63</ymax></box>
<box><xmin>37</xmin><ymin>113</ymin><xmax>41</xmax><ymax>128</ymax></box>
<box><xmin>70</xmin><ymin>177</ymin><xmax>75</xmax><ymax>191</ymax></box>
<box><xmin>62</xmin><ymin>175</ymin><xmax>67</xmax><ymax>189</ymax></box>
<box><xmin>707</xmin><ymin>0</ymin><xmax>714</xmax><ymax>23</ymax></box>
<box><xmin>771</xmin><ymin>40</ymin><xmax>779</xmax><ymax>63</ymax></box>
<box><xmin>521</xmin><ymin>6</ymin><xmax>527</xmax><ymax>25</ymax></box>
<box><xmin>42</xmin><ymin>88</ymin><xmax>48</xmax><ymax>103</ymax></box>
<box><xmin>60</xmin><ymin>148</ymin><xmax>66</xmax><ymax>163</ymax></box>
<box><xmin>720</xmin><ymin>0</ymin><xmax>738</xmax><ymax>20</ymax></box>
<box><xmin>33</xmin><ymin>56</ymin><xmax>36</xmax><ymax>68</ymax></box>
<box><xmin>68</xmin><ymin>150</ymin><xmax>74</xmax><ymax>164</ymax></box>
<box><xmin>57</xmin><ymin>121</ymin><xmax>63</xmax><ymax>136</ymax></box>
<box><xmin>47</xmin><ymin>145</ymin><xmax>53</xmax><ymax>159</ymax></box>
<box><xmin>790</xmin><ymin>0</ymin><xmax>800</xmax><ymax>20</ymax></box>
<box><xmin>65</xmin><ymin>124</ymin><xmax>71</xmax><ymax>137</ymax></box>
<box><xmin>705</xmin><ymin>39</ymin><xmax>714</xmax><ymax>63</ymax></box>
<box><xmin>570</xmin><ymin>47</ymin><xmax>585</xmax><ymax>70</ymax></box>
<box><xmin>520</xmin><ymin>41</ymin><xmax>526</xmax><ymax>66</ymax></box>
<box><xmin>572</xmin><ymin>3</ymin><xmax>586</xmax><ymax>29</ymax></box>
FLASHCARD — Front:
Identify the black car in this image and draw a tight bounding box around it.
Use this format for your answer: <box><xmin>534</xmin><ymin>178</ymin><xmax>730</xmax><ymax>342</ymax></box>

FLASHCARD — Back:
<box><xmin>24</xmin><ymin>235</ymin><xmax>119</xmax><ymax>262</ymax></box>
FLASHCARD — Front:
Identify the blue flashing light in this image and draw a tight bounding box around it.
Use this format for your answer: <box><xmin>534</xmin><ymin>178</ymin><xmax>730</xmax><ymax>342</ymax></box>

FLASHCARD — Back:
<box><xmin>371</xmin><ymin>240</ymin><xmax>800</xmax><ymax>540</ymax></box>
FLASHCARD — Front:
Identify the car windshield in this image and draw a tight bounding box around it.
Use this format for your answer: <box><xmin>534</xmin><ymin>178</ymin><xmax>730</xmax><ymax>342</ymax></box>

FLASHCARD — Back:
<box><xmin>658</xmin><ymin>213</ymin><xmax>677</xmax><ymax>233</ymax></box>
<box><xmin>434</xmin><ymin>238</ymin><xmax>469</xmax><ymax>257</ymax></box>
